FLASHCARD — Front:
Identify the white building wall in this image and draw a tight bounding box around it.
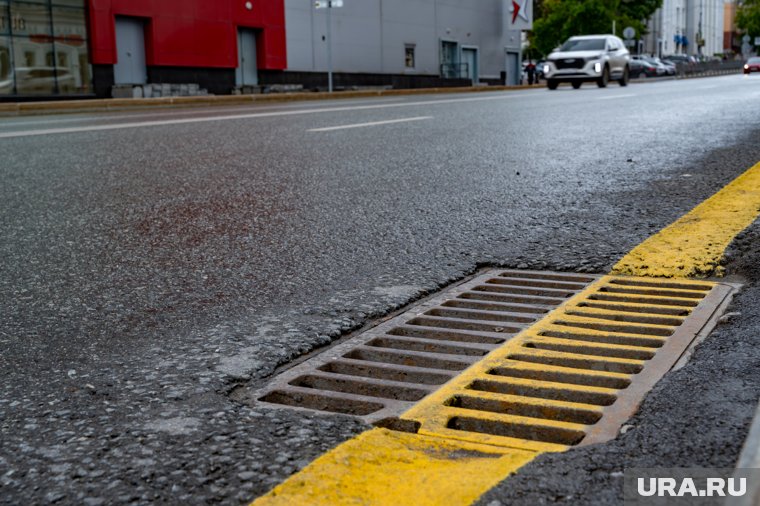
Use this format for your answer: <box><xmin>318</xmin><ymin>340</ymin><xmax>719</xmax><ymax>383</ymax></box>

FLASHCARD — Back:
<box><xmin>646</xmin><ymin>0</ymin><xmax>724</xmax><ymax>56</ymax></box>
<box><xmin>284</xmin><ymin>0</ymin><xmax>511</xmax><ymax>79</ymax></box>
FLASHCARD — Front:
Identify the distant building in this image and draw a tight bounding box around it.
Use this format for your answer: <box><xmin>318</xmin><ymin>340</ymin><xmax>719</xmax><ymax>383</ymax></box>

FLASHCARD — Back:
<box><xmin>279</xmin><ymin>0</ymin><xmax>522</xmax><ymax>89</ymax></box>
<box><xmin>644</xmin><ymin>0</ymin><xmax>725</xmax><ymax>57</ymax></box>
<box><xmin>1</xmin><ymin>0</ymin><xmax>524</xmax><ymax>100</ymax></box>
<box><xmin>724</xmin><ymin>0</ymin><xmax>739</xmax><ymax>55</ymax></box>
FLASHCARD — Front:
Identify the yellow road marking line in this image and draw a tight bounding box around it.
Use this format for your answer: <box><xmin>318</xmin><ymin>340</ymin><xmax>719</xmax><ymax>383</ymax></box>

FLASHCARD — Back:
<box><xmin>613</xmin><ymin>161</ymin><xmax>760</xmax><ymax>278</ymax></box>
<box><xmin>251</xmin><ymin>162</ymin><xmax>760</xmax><ymax>506</ymax></box>
<box><xmin>255</xmin><ymin>428</ymin><xmax>536</xmax><ymax>506</ymax></box>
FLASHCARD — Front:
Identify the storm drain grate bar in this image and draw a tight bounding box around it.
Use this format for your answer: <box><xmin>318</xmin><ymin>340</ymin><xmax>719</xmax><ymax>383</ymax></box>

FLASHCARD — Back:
<box><xmin>400</xmin><ymin>274</ymin><xmax>738</xmax><ymax>452</ymax></box>
<box><xmin>248</xmin><ymin>270</ymin><xmax>597</xmax><ymax>422</ymax></box>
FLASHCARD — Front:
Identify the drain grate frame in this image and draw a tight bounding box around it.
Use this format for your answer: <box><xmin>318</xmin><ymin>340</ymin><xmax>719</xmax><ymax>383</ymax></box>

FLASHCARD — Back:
<box><xmin>248</xmin><ymin>270</ymin><xmax>598</xmax><ymax>422</ymax></box>
<box><xmin>245</xmin><ymin>270</ymin><xmax>738</xmax><ymax>455</ymax></box>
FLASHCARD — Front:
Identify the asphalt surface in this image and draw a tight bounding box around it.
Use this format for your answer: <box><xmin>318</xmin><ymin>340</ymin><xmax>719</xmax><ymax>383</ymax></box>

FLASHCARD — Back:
<box><xmin>2</xmin><ymin>74</ymin><xmax>760</xmax><ymax>505</ymax></box>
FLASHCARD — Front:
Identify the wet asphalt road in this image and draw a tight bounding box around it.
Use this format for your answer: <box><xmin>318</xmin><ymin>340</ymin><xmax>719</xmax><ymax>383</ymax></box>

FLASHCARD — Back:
<box><xmin>2</xmin><ymin>75</ymin><xmax>760</xmax><ymax>505</ymax></box>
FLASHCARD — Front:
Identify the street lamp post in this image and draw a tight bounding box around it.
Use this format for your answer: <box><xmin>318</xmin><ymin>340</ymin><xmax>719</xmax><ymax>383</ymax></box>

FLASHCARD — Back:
<box><xmin>315</xmin><ymin>0</ymin><xmax>343</xmax><ymax>92</ymax></box>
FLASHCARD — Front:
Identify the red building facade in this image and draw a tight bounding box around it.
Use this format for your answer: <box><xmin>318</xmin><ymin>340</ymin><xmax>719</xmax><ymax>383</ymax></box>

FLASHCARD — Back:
<box><xmin>87</xmin><ymin>0</ymin><xmax>287</xmax><ymax>96</ymax></box>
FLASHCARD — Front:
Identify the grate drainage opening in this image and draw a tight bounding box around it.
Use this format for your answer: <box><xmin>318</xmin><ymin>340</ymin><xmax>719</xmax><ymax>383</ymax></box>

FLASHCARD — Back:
<box><xmin>598</xmin><ymin>286</ymin><xmax>706</xmax><ymax>299</ymax></box>
<box><xmin>387</xmin><ymin>326</ymin><xmax>506</xmax><ymax>345</ymax></box>
<box><xmin>492</xmin><ymin>277</ymin><xmax>591</xmax><ymax>291</ymax></box>
<box><xmin>507</xmin><ymin>352</ymin><xmax>644</xmax><ymax>375</ymax></box>
<box><xmin>343</xmin><ymin>348</ymin><xmax>474</xmax><ymax>371</ymax></box>
<box><xmin>487</xmin><ymin>365</ymin><xmax>631</xmax><ymax>390</ymax></box>
<box><xmin>565</xmin><ymin>310</ymin><xmax>684</xmax><ymax>327</ymax></box>
<box><xmin>496</xmin><ymin>271</ymin><xmax>597</xmax><ymax>283</ymax></box>
<box><xmin>523</xmin><ymin>341</ymin><xmax>657</xmax><ymax>361</ymax></box>
<box><xmin>458</xmin><ymin>291</ymin><xmax>566</xmax><ymax>306</ymax></box>
<box><xmin>445</xmin><ymin>395</ymin><xmax>603</xmax><ymax>425</ymax></box>
<box><xmin>289</xmin><ymin>374</ymin><xmax>430</xmax><ymax>401</ymax></box>
<box><xmin>373</xmin><ymin>417</ymin><xmax>421</xmax><ymax>434</ymax></box>
<box><xmin>587</xmin><ymin>293</ymin><xmax>700</xmax><ymax>307</ymax></box>
<box><xmin>446</xmin><ymin>416</ymin><xmax>587</xmax><ymax>446</ymax></box>
<box><xmin>442</xmin><ymin>299</ymin><xmax>549</xmax><ymax>314</ymax></box>
<box><xmin>425</xmin><ymin>307</ymin><xmax>537</xmax><ymax>324</ymax></box>
<box><xmin>538</xmin><ymin>330</ymin><xmax>665</xmax><ymax>348</ymax></box>
<box><xmin>607</xmin><ymin>279</ymin><xmax>714</xmax><ymax>291</ymax></box>
<box><xmin>480</xmin><ymin>282</ymin><xmax>576</xmax><ymax>298</ymax></box>
<box><xmin>576</xmin><ymin>301</ymin><xmax>691</xmax><ymax>316</ymax></box>
<box><xmin>408</xmin><ymin>316</ymin><xmax>522</xmax><ymax>334</ymax></box>
<box><xmin>553</xmin><ymin>320</ymin><xmax>674</xmax><ymax>337</ymax></box>
<box><xmin>258</xmin><ymin>390</ymin><xmax>385</xmax><ymax>416</ymax></box>
<box><xmin>317</xmin><ymin>361</ymin><xmax>454</xmax><ymax>385</ymax></box>
<box><xmin>467</xmin><ymin>379</ymin><xmax>618</xmax><ymax>406</ymax></box>
<box><xmin>367</xmin><ymin>337</ymin><xmax>490</xmax><ymax>357</ymax></box>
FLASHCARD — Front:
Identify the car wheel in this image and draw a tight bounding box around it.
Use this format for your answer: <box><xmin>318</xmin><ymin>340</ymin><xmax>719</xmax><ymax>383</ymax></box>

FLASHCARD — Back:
<box><xmin>547</xmin><ymin>79</ymin><xmax>558</xmax><ymax>90</ymax></box>
<box><xmin>618</xmin><ymin>66</ymin><xmax>629</xmax><ymax>86</ymax></box>
<box><xmin>571</xmin><ymin>81</ymin><xmax>582</xmax><ymax>89</ymax></box>
<box><xmin>597</xmin><ymin>66</ymin><xmax>609</xmax><ymax>88</ymax></box>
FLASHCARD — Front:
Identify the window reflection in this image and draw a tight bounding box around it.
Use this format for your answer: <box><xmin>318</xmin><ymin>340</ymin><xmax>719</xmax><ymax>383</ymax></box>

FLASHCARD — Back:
<box><xmin>10</xmin><ymin>1</ymin><xmax>52</xmax><ymax>37</ymax></box>
<box><xmin>0</xmin><ymin>36</ymin><xmax>12</xmax><ymax>94</ymax></box>
<box><xmin>53</xmin><ymin>5</ymin><xmax>89</xmax><ymax>93</ymax></box>
<box><xmin>13</xmin><ymin>39</ymin><xmax>55</xmax><ymax>94</ymax></box>
<box><xmin>2</xmin><ymin>0</ymin><xmax>91</xmax><ymax>95</ymax></box>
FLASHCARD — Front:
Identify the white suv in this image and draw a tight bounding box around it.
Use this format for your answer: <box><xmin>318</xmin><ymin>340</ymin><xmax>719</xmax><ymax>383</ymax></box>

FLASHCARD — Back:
<box><xmin>543</xmin><ymin>35</ymin><xmax>630</xmax><ymax>90</ymax></box>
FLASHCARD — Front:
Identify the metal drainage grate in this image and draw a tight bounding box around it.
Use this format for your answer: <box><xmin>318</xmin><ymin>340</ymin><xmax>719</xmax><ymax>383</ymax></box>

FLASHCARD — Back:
<box><xmin>250</xmin><ymin>270</ymin><xmax>598</xmax><ymax>422</ymax></box>
<box><xmin>400</xmin><ymin>275</ymin><xmax>739</xmax><ymax>451</ymax></box>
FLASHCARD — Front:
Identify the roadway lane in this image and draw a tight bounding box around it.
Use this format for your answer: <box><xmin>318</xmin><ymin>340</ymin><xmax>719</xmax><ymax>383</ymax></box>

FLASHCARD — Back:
<box><xmin>2</xmin><ymin>75</ymin><xmax>760</xmax><ymax>504</ymax></box>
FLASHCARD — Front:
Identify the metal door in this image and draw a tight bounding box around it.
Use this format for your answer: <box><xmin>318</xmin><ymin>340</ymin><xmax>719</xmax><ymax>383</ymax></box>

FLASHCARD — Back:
<box><xmin>440</xmin><ymin>41</ymin><xmax>459</xmax><ymax>78</ymax></box>
<box><xmin>462</xmin><ymin>48</ymin><xmax>478</xmax><ymax>83</ymax></box>
<box><xmin>114</xmin><ymin>17</ymin><xmax>147</xmax><ymax>85</ymax></box>
<box><xmin>505</xmin><ymin>51</ymin><xmax>519</xmax><ymax>85</ymax></box>
<box><xmin>236</xmin><ymin>29</ymin><xmax>258</xmax><ymax>86</ymax></box>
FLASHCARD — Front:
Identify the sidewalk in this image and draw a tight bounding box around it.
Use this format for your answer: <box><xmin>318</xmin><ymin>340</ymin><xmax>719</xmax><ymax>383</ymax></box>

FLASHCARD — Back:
<box><xmin>0</xmin><ymin>83</ymin><xmax>540</xmax><ymax>118</ymax></box>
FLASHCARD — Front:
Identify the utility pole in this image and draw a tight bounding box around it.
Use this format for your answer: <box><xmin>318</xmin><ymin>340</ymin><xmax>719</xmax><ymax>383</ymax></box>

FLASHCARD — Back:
<box><xmin>315</xmin><ymin>0</ymin><xmax>344</xmax><ymax>92</ymax></box>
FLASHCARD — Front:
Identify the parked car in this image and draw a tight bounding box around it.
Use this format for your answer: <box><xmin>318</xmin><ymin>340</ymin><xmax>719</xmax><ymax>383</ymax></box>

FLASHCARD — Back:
<box><xmin>651</xmin><ymin>57</ymin><xmax>676</xmax><ymax>75</ymax></box>
<box><xmin>744</xmin><ymin>57</ymin><xmax>760</xmax><ymax>74</ymax></box>
<box><xmin>629</xmin><ymin>59</ymin><xmax>659</xmax><ymax>78</ymax></box>
<box><xmin>631</xmin><ymin>55</ymin><xmax>667</xmax><ymax>76</ymax></box>
<box><xmin>543</xmin><ymin>34</ymin><xmax>630</xmax><ymax>89</ymax></box>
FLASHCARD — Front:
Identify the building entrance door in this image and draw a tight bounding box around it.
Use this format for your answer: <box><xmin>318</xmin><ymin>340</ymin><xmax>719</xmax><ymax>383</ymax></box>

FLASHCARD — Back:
<box><xmin>114</xmin><ymin>17</ymin><xmax>147</xmax><ymax>85</ymax></box>
<box><xmin>236</xmin><ymin>28</ymin><xmax>259</xmax><ymax>87</ymax></box>
<box><xmin>505</xmin><ymin>51</ymin><xmax>520</xmax><ymax>86</ymax></box>
<box><xmin>440</xmin><ymin>40</ymin><xmax>459</xmax><ymax>78</ymax></box>
<box><xmin>461</xmin><ymin>47</ymin><xmax>478</xmax><ymax>83</ymax></box>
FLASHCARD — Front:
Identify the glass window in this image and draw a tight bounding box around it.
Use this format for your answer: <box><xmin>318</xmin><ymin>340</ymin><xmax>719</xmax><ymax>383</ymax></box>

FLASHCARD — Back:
<box><xmin>0</xmin><ymin>2</ymin><xmax>9</xmax><ymax>36</ymax></box>
<box><xmin>52</xmin><ymin>6</ymin><xmax>85</xmax><ymax>39</ymax></box>
<box><xmin>405</xmin><ymin>45</ymin><xmax>415</xmax><ymax>69</ymax></box>
<box><xmin>51</xmin><ymin>0</ymin><xmax>85</xmax><ymax>7</ymax></box>
<box><xmin>2</xmin><ymin>1</ymin><xmax>91</xmax><ymax>95</ymax></box>
<box><xmin>10</xmin><ymin>1</ymin><xmax>52</xmax><ymax>37</ymax></box>
<box><xmin>13</xmin><ymin>37</ymin><xmax>54</xmax><ymax>94</ymax></box>
<box><xmin>53</xmin><ymin>5</ymin><xmax>90</xmax><ymax>94</ymax></box>
<box><xmin>0</xmin><ymin>36</ymin><xmax>12</xmax><ymax>94</ymax></box>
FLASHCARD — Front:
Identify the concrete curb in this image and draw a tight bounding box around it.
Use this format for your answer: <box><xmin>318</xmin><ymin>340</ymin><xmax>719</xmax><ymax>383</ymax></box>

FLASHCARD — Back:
<box><xmin>0</xmin><ymin>84</ymin><xmax>541</xmax><ymax>117</ymax></box>
<box><xmin>726</xmin><ymin>401</ymin><xmax>760</xmax><ymax>506</ymax></box>
<box><xmin>0</xmin><ymin>69</ymin><xmax>742</xmax><ymax>118</ymax></box>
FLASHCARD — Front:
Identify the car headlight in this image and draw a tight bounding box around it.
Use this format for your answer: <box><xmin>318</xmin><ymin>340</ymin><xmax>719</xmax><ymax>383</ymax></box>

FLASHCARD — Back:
<box><xmin>745</xmin><ymin>64</ymin><xmax>750</xmax><ymax>69</ymax></box>
<box><xmin>543</xmin><ymin>64</ymin><xmax>550</xmax><ymax>74</ymax></box>
<box><xmin>594</xmin><ymin>62</ymin><xmax>602</xmax><ymax>73</ymax></box>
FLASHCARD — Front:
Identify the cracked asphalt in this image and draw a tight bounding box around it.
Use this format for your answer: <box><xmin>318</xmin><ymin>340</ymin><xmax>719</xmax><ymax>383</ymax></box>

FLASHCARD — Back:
<box><xmin>2</xmin><ymin>74</ymin><xmax>760</xmax><ymax>504</ymax></box>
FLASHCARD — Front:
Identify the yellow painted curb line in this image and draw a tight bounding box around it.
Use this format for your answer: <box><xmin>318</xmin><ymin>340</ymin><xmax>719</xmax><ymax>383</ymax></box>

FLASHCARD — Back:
<box><xmin>255</xmin><ymin>428</ymin><xmax>536</xmax><ymax>506</ymax></box>
<box><xmin>251</xmin><ymin>160</ymin><xmax>760</xmax><ymax>506</ymax></box>
<box><xmin>613</xmin><ymin>162</ymin><xmax>760</xmax><ymax>278</ymax></box>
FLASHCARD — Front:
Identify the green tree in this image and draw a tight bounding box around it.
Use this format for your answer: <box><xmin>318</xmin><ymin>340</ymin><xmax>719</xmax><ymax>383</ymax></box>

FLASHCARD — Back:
<box><xmin>737</xmin><ymin>0</ymin><xmax>760</xmax><ymax>39</ymax></box>
<box><xmin>530</xmin><ymin>0</ymin><xmax>663</xmax><ymax>57</ymax></box>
